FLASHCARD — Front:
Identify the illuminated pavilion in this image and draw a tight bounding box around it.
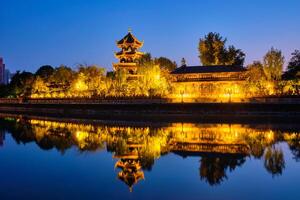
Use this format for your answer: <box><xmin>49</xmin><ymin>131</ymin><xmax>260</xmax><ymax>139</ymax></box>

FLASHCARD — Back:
<box><xmin>113</xmin><ymin>29</ymin><xmax>144</xmax><ymax>75</ymax></box>
<box><xmin>170</xmin><ymin>65</ymin><xmax>247</xmax><ymax>102</ymax></box>
<box><xmin>171</xmin><ymin>65</ymin><xmax>246</xmax><ymax>82</ymax></box>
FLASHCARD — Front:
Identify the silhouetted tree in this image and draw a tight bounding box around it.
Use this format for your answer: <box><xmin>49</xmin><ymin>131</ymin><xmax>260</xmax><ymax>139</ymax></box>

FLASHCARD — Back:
<box><xmin>137</xmin><ymin>53</ymin><xmax>153</xmax><ymax>66</ymax></box>
<box><xmin>154</xmin><ymin>57</ymin><xmax>177</xmax><ymax>71</ymax></box>
<box><xmin>9</xmin><ymin>71</ymin><xmax>34</xmax><ymax>97</ymax></box>
<box><xmin>35</xmin><ymin>65</ymin><xmax>55</xmax><ymax>80</ymax></box>
<box><xmin>283</xmin><ymin>50</ymin><xmax>300</xmax><ymax>80</ymax></box>
<box><xmin>225</xmin><ymin>45</ymin><xmax>245</xmax><ymax>66</ymax></box>
<box><xmin>137</xmin><ymin>53</ymin><xmax>177</xmax><ymax>71</ymax></box>
<box><xmin>198</xmin><ymin>32</ymin><xmax>245</xmax><ymax>66</ymax></box>
<box><xmin>0</xmin><ymin>84</ymin><xmax>9</xmax><ymax>97</ymax></box>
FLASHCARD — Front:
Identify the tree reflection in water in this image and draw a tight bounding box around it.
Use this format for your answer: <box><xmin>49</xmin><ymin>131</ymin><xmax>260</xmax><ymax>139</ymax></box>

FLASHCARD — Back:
<box><xmin>0</xmin><ymin>116</ymin><xmax>300</xmax><ymax>190</ymax></box>
<box><xmin>285</xmin><ymin>133</ymin><xmax>300</xmax><ymax>162</ymax></box>
<box><xmin>264</xmin><ymin>146</ymin><xmax>285</xmax><ymax>176</ymax></box>
<box><xmin>0</xmin><ymin>129</ymin><xmax>4</xmax><ymax>146</ymax></box>
<box><xmin>199</xmin><ymin>154</ymin><xmax>246</xmax><ymax>186</ymax></box>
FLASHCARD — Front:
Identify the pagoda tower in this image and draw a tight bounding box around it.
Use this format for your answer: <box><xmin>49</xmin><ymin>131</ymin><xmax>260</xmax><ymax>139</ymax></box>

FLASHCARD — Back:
<box><xmin>113</xmin><ymin>29</ymin><xmax>144</xmax><ymax>75</ymax></box>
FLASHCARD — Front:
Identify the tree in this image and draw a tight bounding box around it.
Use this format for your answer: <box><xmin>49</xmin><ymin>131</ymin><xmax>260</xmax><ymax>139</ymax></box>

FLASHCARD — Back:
<box><xmin>137</xmin><ymin>62</ymin><xmax>170</xmax><ymax>97</ymax></box>
<box><xmin>199</xmin><ymin>32</ymin><xmax>226</xmax><ymax>65</ymax></box>
<box><xmin>78</xmin><ymin>64</ymin><xmax>105</xmax><ymax>77</ymax></box>
<box><xmin>9</xmin><ymin>71</ymin><xmax>34</xmax><ymax>97</ymax></box>
<box><xmin>77</xmin><ymin>64</ymin><xmax>106</xmax><ymax>96</ymax></box>
<box><xmin>246</xmin><ymin>61</ymin><xmax>266</xmax><ymax>82</ymax></box>
<box><xmin>70</xmin><ymin>72</ymin><xmax>89</xmax><ymax>97</ymax></box>
<box><xmin>0</xmin><ymin>84</ymin><xmax>9</xmax><ymax>97</ymax></box>
<box><xmin>263</xmin><ymin>47</ymin><xmax>284</xmax><ymax>81</ymax></box>
<box><xmin>31</xmin><ymin>76</ymin><xmax>49</xmax><ymax>97</ymax></box>
<box><xmin>288</xmin><ymin>49</ymin><xmax>300</xmax><ymax>67</ymax></box>
<box><xmin>137</xmin><ymin>53</ymin><xmax>177</xmax><ymax>71</ymax></box>
<box><xmin>137</xmin><ymin>53</ymin><xmax>153</xmax><ymax>66</ymax></box>
<box><xmin>225</xmin><ymin>45</ymin><xmax>245</xmax><ymax>66</ymax></box>
<box><xmin>35</xmin><ymin>65</ymin><xmax>54</xmax><ymax>80</ymax></box>
<box><xmin>283</xmin><ymin>50</ymin><xmax>300</xmax><ymax>80</ymax></box>
<box><xmin>154</xmin><ymin>57</ymin><xmax>177</xmax><ymax>71</ymax></box>
<box><xmin>49</xmin><ymin>65</ymin><xmax>74</xmax><ymax>89</ymax></box>
<box><xmin>245</xmin><ymin>61</ymin><xmax>277</xmax><ymax>96</ymax></box>
<box><xmin>67</xmin><ymin>64</ymin><xmax>107</xmax><ymax>97</ymax></box>
<box><xmin>113</xmin><ymin>69</ymin><xmax>129</xmax><ymax>96</ymax></box>
<box><xmin>198</xmin><ymin>32</ymin><xmax>245</xmax><ymax>66</ymax></box>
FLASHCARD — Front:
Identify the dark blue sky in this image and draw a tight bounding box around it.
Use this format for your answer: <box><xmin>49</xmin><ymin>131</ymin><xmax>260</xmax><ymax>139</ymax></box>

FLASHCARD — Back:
<box><xmin>1</xmin><ymin>0</ymin><xmax>299</xmax><ymax>73</ymax></box>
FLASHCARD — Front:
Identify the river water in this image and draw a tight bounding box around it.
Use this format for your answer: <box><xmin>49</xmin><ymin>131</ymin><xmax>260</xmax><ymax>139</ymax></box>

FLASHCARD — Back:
<box><xmin>0</xmin><ymin>115</ymin><xmax>299</xmax><ymax>200</ymax></box>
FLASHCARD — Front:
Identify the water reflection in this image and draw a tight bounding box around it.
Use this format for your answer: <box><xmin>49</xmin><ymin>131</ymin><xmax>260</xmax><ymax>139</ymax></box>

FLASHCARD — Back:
<box><xmin>0</xmin><ymin>116</ymin><xmax>299</xmax><ymax>191</ymax></box>
<box><xmin>0</xmin><ymin>129</ymin><xmax>4</xmax><ymax>146</ymax></box>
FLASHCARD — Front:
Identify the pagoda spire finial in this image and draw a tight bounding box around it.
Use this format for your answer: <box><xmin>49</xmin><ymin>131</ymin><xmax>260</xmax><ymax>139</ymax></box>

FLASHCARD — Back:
<box><xmin>128</xmin><ymin>27</ymin><xmax>132</xmax><ymax>33</ymax></box>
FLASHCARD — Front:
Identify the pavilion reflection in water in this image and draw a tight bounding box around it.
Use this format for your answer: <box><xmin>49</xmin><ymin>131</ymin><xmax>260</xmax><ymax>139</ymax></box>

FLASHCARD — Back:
<box><xmin>1</xmin><ymin>117</ymin><xmax>299</xmax><ymax>190</ymax></box>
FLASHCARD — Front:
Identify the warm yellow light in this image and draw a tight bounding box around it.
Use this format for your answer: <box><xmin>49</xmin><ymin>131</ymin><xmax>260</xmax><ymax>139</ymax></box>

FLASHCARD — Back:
<box><xmin>75</xmin><ymin>80</ymin><xmax>88</xmax><ymax>91</ymax></box>
<box><xmin>154</xmin><ymin>74</ymin><xmax>160</xmax><ymax>81</ymax></box>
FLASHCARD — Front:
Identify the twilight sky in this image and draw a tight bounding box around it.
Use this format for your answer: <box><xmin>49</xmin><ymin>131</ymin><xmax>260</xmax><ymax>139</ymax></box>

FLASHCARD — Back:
<box><xmin>0</xmin><ymin>0</ymin><xmax>299</xmax><ymax>73</ymax></box>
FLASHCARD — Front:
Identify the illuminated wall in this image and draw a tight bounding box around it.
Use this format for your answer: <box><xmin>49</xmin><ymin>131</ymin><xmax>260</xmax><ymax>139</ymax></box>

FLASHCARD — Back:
<box><xmin>170</xmin><ymin>81</ymin><xmax>246</xmax><ymax>102</ymax></box>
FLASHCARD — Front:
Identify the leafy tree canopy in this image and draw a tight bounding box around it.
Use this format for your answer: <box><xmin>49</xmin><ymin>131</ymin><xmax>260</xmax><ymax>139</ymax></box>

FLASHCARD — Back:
<box><xmin>154</xmin><ymin>57</ymin><xmax>177</xmax><ymax>71</ymax></box>
<box><xmin>246</xmin><ymin>61</ymin><xmax>266</xmax><ymax>82</ymax></box>
<box><xmin>35</xmin><ymin>65</ymin><xmax>54</xmax><ymax>80</ymax></box>
<box><xmin>263</xmin><ymin>47</ymin><xmax>284</xmax><ymax>81</ymax></box>
<box><xmin>137</xmin><ymin>53</ymin><xmax>177</xmax><ymax>71</ymax></box>
<box><xmin>50</xmin><ymin>65</ymin><xmax>74</xmax><ymax>87</ymax></box>
<box><xmin>198</xmin><ymin>32</ymin><xmax>245</xmax><ymax>66</ymax></box>
<box><xmin>9</xmin><ymin>71</ymin><xmax>35</xmax><ymax>97</ymax></box>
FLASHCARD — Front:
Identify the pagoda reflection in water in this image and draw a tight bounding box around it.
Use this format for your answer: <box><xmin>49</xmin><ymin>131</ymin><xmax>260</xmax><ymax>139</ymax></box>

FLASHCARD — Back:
<box><xmin>1</xmin><ymin>117</ymin><xmax>299</xmax><ymax>190</ymax></box>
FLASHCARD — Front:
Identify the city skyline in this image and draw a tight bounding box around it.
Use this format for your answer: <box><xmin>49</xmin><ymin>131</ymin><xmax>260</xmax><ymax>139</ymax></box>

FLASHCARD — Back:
<box><xmin>1</xmin><ymin>0</ymin><xmax>300</xmax><ymax>73</ymax></box>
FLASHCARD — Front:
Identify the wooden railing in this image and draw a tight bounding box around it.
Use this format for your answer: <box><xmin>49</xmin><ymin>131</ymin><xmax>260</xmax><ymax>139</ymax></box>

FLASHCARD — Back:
<box><xmin>0</xmin><ymin>97</ymin><xmax>168</xmax><ymax>104</ymax></box>
<box><xmin>0</xmin><ymin>96</ymin><xmax>299</xmax><ymax>104</ymax></box>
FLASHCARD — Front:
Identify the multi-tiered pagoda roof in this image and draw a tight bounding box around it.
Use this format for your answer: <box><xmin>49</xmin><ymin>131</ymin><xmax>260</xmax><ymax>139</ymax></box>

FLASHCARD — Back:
<box><xmin>116</xmin><ymin>31</ymin><xmax>143</xmax><ymax>48</ymax></box>
<box><xmin>113</xmin><ymin>30</ymin><xmax>144</xmax><ymax>74</ymax></box>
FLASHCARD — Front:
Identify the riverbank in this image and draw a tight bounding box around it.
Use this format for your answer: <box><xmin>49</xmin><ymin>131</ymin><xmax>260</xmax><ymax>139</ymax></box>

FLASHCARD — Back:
<box><xmin>0</xmin><ymin>102</ymin><xmax>300</xmax><ymax>123</ymax></box>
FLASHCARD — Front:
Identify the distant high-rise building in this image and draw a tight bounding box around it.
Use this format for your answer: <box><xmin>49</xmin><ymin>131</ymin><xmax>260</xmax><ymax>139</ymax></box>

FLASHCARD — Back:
<box><xmin>4</xmin><ymin>69</ymin><xmax>10</xmax><ymax>84</ymax></box>
<box><xmin>0</xmin><ymin>57</ymin><xmax>5</xmax><ymax>84</ymax></box>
